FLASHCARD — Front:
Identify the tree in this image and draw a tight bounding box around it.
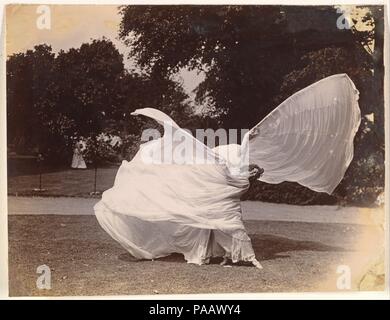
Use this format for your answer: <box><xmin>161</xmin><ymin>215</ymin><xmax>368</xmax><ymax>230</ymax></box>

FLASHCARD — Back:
<box><xmin>54</xmin><ymin>38</ymin><xmax>126</xmax><ymax>138</ymax></box>
<box><xmin>7</xmin><ymin>39</ymin><xmax>129</xmax><ymax>163</ymax></box>
<box><xmin>119</xmin><ymin>6</ymin><xmax>289</xmax><ymax>129</ymax></box>
<box><xmin>119</xmin><ymin>5</ymin><xmax>385</xmax><ymax>206</ymax></box>
<box><xmin>118</xmin><ymin>6</ymin><xmax>367</xmax><ymax>129</ymax></box>
<box><xmin>7</xmin><ymin>44</ymin><xmax>57</xmax><ymax>154</ymax></box>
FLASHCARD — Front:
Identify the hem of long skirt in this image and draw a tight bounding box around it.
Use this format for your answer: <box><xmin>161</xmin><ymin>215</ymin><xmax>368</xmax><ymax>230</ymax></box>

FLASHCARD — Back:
<box><xmin>95</xmin><ymin>201</ymin><xmax>256</xmax><ymax>265</ymax></box>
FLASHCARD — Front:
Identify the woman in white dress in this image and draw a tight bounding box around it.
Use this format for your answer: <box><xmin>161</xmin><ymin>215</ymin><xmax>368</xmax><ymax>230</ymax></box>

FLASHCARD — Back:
<box><xmin>71</xmin><ymin>142</ymin><xmax>87</xmax><ymax>169</ymax></box>
<box><xmin>94</xmin><ymin>74</ymin><xmax>361</xmax><ymax>268</ymax></box>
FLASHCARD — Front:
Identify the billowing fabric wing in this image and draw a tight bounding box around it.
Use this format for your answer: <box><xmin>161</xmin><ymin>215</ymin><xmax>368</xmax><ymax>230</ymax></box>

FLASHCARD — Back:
<box><xmin>242</xmin><ymin>74</ymin><xmax>361</xmax><ymax>194</ymax></box>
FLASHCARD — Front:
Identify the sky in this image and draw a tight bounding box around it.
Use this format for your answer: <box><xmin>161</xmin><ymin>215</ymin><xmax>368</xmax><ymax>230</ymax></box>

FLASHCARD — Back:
<box><xmin>5</xmin><ymin>4</ymin><xmax>202</xmax><ymax>101</ymax></box>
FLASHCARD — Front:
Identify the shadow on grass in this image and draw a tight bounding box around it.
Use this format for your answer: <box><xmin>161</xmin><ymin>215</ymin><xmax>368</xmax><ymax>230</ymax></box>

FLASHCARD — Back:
<box><xmin>117</xmin><ymin>233</ymin><xmax>348</xmax><ymax>266</ymax></box>
<box><xmin>250</xmin><ymin>234</ymin><xmax>347</xmax><ymax>261</ymax></box>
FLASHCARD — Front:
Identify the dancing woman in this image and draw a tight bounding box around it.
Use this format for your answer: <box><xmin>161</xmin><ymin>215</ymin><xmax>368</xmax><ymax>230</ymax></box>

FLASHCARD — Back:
<box><xmin>95</xmin><ymin>74</ymin><xmax>361</xmax><ymax>268</ymax></box>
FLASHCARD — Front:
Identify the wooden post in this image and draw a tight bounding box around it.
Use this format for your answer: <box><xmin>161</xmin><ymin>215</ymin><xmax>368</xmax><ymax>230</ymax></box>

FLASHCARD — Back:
<box><xmin>39</xmin><ymin>161</ymin><xmax>42</xmax><ymax>190</ymax></box>
<box><xmin>35</xmin><ymin>153</ymin><xmax>45</xmax><ymax>192</ymax></box>
<box><xmin>94</xmin><ymin>164</ymin><xmax>97</xmax><ymax>194</ymax></box>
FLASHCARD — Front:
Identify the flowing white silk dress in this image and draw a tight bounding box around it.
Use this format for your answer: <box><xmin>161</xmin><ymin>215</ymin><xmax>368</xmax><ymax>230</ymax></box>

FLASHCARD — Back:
<box><xmin>94</xmin><ymin>74</ymin><xmax>361</xmax><ymax>265</ymax></box>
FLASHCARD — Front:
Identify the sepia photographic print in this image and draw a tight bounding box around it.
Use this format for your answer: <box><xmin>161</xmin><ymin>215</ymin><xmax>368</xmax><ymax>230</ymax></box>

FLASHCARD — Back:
<box><xmin>1</xmin><ymin>1</ymin><xmax>388</xmax><ymax>299</ymax></box>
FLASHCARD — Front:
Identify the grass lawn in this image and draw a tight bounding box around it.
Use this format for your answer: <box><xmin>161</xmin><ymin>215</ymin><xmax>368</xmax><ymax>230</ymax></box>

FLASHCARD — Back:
<box><xmin>8</xmin><ymin>215</ymin><xmax>384</xmax><ymax>296</ymax></box>
<box><xmin>7</xmin><ymin>161</ymin><xmax>385</xmax><ymax>296</ymax></box>
<box><xmin>8</xmin><ymin>166</ymin><xmax>119</xmax><ymax>197</ymax></box>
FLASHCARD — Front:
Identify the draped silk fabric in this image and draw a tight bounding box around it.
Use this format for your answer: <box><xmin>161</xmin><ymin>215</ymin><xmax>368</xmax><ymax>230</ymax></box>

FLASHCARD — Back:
<box><xmin>244</xmin><ymin>74</ymin><xmax>361</xmax><ymax>194</ymax></box>
<box><xmin>94</xmin><ymin>74</ymin><xmax>361</xmax><ymax>264</ymax></box>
